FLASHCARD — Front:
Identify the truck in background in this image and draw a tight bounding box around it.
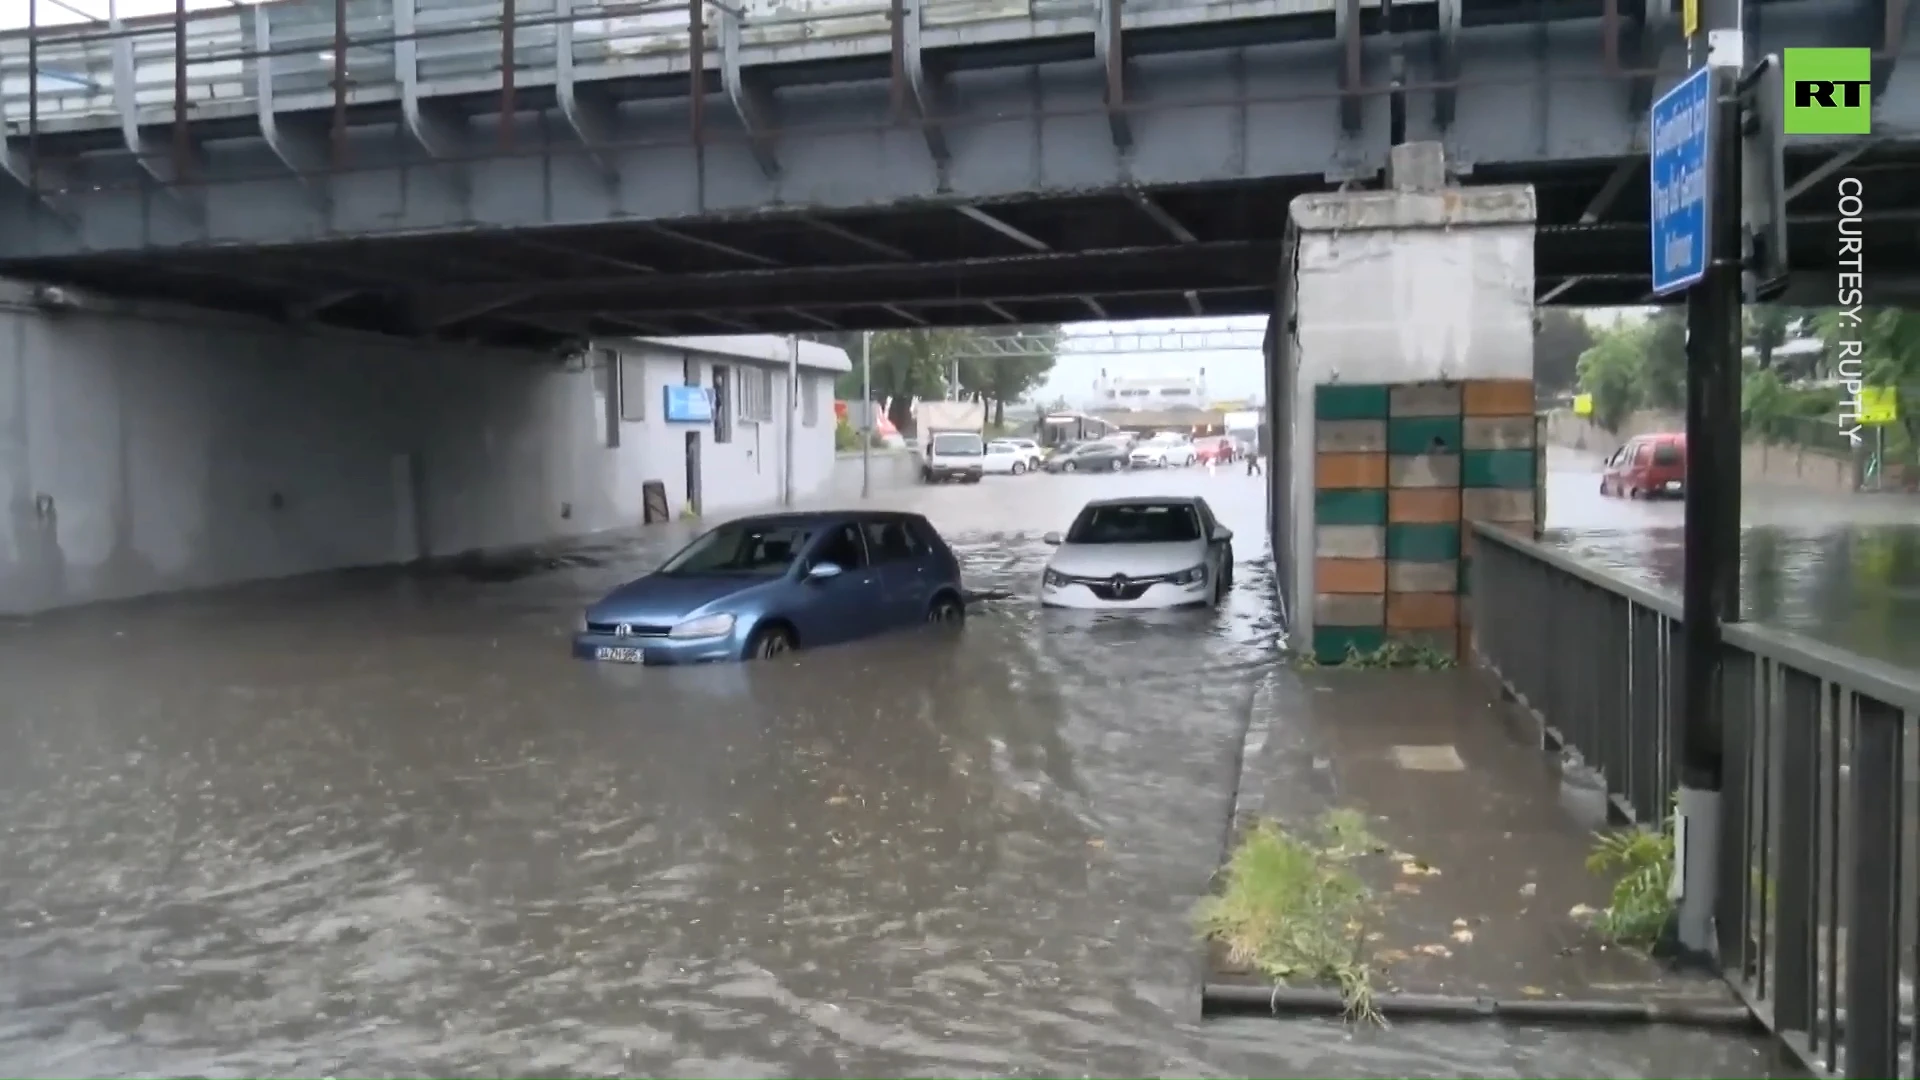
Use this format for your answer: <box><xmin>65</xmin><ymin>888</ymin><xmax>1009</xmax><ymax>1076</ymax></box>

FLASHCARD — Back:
<box><xmin>913</xmin><ymin>400</ymin><xmax>988</xmax><ymax>484</ymax></box>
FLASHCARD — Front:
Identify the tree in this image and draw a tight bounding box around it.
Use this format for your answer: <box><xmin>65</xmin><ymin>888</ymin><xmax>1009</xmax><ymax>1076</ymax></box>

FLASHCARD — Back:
<box><xmin>956</xmin><ymin>326</ymin><xmax>1061</xmax><ymax>429</ymax></box>
<box><xmin>802</xmin><ymin>325</ymin><xmax>1060</xmax><ymax>433</ymax></box>
<box><xmin>1638</xmin><ymin>310</ymin><xmax>1688</xmax><ymax>410</ymax></box>
<box><xmin>1744</xmin><ymin>306</ymin><xmax>1793</xmax><ymax>371</ymax></box>
<box><xmin>1534</xmin><ymin>309</ymin><xmax>1596</xmax><ymax>397</ymax></box>
<box><xmin>1813</xmin><ymin>308</ymin><xmax>1920</xmax><ymax>469</ymax></box>
<box><xmin>1574</xmin><ymin>324</ymin><xmax>1647</xmax><ymax>432</ymax></box>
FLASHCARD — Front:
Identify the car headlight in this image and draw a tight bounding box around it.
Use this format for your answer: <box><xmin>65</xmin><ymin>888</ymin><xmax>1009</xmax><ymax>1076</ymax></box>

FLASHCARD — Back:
<box><xmin>1042</xmin><ymin>569</ymin><xmax>1069</xmax><ymax>589</ymax></box>
<box><xmin>669</xmin><ymin>613</ymin><xmax>736</xmax><ymax>639</ymax></box>
<box><xmin>1167</xmin><ymin>564</ymin><xmax>1208</xmax><ymax>587</ymax></box>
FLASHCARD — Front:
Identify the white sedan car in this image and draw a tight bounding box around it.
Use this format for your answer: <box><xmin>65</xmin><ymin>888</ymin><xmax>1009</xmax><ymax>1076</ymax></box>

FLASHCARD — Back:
<box><xmin>982</xmin><ymin>440</ymin><xmax>1034</xmax><ymax>475</ymax></box>
<box><xmin>1129</xmin><ymin>437</ymin><xmax>1198</xmax><ymax>469</ymax></box>
<box><xmin>1040</xmin><ymin>496</ymin><xmax>1234</xmax><ymax>610</ymax></box>
<box><xmin>1002</xmin><ymin>438</ymin><xmax>1045</xmax><ymax>470</ymax></box>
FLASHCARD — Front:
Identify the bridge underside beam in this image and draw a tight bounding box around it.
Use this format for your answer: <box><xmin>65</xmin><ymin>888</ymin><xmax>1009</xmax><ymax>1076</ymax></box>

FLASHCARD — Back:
<box><xmin>720</xmin><ymin>8</ymin><xmax>780</xmax><ymax>179</ymax></box>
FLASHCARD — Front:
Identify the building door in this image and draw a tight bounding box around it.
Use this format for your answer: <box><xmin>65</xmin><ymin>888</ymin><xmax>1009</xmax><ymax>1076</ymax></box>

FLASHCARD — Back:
<box><xmin>684</xmin><ymin>431</ymin><xmax>702</xmax><ymax>516</ymax></box>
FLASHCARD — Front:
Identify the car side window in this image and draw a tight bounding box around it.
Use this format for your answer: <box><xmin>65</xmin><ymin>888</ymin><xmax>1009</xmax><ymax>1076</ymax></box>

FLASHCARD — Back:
<box><xmin>1633</xmin><ymin>442</ymin><xmax>1654</xmax><ymax>466</ymax></box>
<box><xmin>861</xmin><ymin>520</ymin><xmax>917</xmax><ymax>564</ymax></box>
<box><xmin>904</xmin><ymin>519</ymin><xmax>940</xmax><ymax>557</ymax></box>
<box><xmin>812</xmin><ymin>524</ymin><xmax>867</xmax><ymax>570</ymax></box>
<box><xmin>1196</xmin><ymin>501</ymin><xmax>1218</xmax><ymax>537</ymax></box>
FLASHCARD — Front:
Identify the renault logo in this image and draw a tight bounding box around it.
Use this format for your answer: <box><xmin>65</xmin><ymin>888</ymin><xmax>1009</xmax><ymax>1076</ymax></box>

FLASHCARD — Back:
<box><xmin>1110</xmin><ymin>574</ymin><xmax>1129</xmax><ymax>591</ymax></box>
<box><xmin>614</xmin><ymin>623</ymin><xmax>633</xmax><ymax>638</ymax></box>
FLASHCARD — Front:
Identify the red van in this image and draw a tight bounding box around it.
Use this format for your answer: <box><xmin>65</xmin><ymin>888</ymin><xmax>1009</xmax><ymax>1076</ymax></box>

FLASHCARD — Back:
<box><xmin>1600</xmin><ymin>432</ymin><xmax>1686</xmax><ymax>499</ymax></box>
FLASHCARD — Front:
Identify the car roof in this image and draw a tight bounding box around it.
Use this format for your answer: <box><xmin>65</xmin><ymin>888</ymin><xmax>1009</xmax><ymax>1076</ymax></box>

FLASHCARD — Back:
<box><xmin>1078</xmin><ymin>495</ymin><xmax>1203</xmax><ymax>509</ymax></box>
<box><xmin>723</xmin><ymin>509</ymin><xmax>926</xmax><ymax>528</ymax></box>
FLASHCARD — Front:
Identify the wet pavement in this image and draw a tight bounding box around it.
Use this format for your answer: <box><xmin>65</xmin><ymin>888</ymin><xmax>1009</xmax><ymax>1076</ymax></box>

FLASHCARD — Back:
<box><xmin>1542</xmin><ymin>446</ymin><xmax>1920</xmax><ymax>668</ymax></box>
<box><xmin>0</xmin><ymin>465</ymin><xmax>1798</xmax><ymax>1077</ymax></box>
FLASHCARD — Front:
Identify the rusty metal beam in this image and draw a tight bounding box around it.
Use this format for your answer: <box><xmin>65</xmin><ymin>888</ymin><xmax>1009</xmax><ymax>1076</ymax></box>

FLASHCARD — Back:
<box><xmin>556</xmin><ymin>0</ymin><xmax>618</xmax><ymax>186</ymax></box>
<box><xmin>895</xmin><ymin>0</ymin><xmax>949</xmax><ymax>166</ymax></box>
<box><xmin>644</xmin><ymin>224</ymin><xmax>781</xmax><ymax>266</ymax></box>
<box><xmin>983</xmin><ymin>301</ymin><xmax>1018</xmax><ymax>323</ymax></box>
<box><xmin>1125</xmin><ymin>188</ymin><xmax>1196</xmax><ymax>243</ymax></box>
<box><xmin>881</xmin><ymin>304</ymin><xmax>928</xmax><ymax>325</ymax></box>
<box><xmin>957</xmin><ymin>206</ymin><xmax>1050</xmax><ymax>252</ymax></box>
<box><xmin>1094</xmin><ymin>0</ymin><xmax>1131</xmax><ymax>152</ymax></box>
<box><xmin>719</xmin><ymin>6</ymin><xmax>778</xmax><ymax>178</ymax></box>
<box><xmin>800</xmin><ymin>217</ymin><xmax>913</xmax><ymax>261</ymax></box>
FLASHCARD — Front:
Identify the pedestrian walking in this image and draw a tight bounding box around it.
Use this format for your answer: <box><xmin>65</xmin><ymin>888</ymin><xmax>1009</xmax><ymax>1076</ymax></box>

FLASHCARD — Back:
<box><xmin>1245</xmin><ymin>450</ymin><xmax>1262</xmax><ymax>477</ymax></box>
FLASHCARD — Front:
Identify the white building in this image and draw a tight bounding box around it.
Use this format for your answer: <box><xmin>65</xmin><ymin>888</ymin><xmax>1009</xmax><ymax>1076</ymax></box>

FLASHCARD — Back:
<box><xmin>605</xmin><ymin>335</ymin><xmax>852</xmax><ymax>518</ymax></box>
<box><xmin>1090</xmin><ymin>372</ymin><xmax>1208</xmax><ymax>411</ymax></box>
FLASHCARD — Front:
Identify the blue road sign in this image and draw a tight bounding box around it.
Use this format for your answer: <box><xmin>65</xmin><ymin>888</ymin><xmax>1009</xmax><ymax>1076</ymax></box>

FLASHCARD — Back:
<box><xmin>1649</xmin><ymin>65</ymin><xmax>1713</xmax><ymax>296</ymax></box>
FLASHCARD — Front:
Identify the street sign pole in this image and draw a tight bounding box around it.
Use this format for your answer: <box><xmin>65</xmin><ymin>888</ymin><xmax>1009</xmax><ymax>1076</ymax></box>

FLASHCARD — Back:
<box><xmin>1650</xmin><ymin>0</ymin><xmax>1745</xmax><ymax>966</ymax></box>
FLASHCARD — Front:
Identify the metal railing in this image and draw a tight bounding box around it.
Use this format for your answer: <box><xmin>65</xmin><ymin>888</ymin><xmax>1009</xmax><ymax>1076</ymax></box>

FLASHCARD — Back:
<box><xmin>1470</xmin><ymin>522</ymin><xmax>1920</xmax><ymax>1080</ymax></box>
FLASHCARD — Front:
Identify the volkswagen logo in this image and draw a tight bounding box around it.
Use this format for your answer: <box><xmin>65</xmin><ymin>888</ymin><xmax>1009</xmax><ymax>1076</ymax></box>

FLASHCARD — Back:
<box><xmin>1110</xmin><ymin>574</ymin><xmax>1129</xmax><ymax>591</ymax></box>
<box><xmin>614</xmin><ymin>623</ymin><xmax>633</xmax><ymax>638</ymax></box>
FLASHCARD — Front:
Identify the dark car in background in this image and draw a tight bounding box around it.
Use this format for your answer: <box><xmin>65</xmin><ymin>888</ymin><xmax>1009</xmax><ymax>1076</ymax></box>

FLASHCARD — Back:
<box><xmin>573</xmin><ymin>511</ymin><xmax>966</xmax><ymax>665</ymax></box>
<box><xmin>1043</xmin><ymin>440</ymin><xmax>1129</xmax><ymax>473</ymax></box>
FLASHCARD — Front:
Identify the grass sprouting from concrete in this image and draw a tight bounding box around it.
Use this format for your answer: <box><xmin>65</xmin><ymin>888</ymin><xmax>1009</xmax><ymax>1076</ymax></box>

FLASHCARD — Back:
<box><xmin>1585</xmin><ymin>817</ymin><xmax>1676</xmax><ymax>947</ymax></box>
<box><xmin>1198</xmin><ymin>811</ymin><xmax>1386</xmax><ymax>1023</ymax></box>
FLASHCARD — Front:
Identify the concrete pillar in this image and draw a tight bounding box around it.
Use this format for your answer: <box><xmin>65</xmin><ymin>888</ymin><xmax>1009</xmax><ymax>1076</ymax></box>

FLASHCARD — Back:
<box><xmin>1269</xmin><ymin>143</ymin><xmax>1539</xmax><ymax>663</ymax></box>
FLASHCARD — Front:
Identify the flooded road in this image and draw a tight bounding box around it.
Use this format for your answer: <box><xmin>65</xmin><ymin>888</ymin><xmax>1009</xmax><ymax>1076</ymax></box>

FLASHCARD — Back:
<box><xmin>0</xmin><ymin>466</ymin><xmax>1789</xmax><ymax>1077</ymax></box>
<box><xmin>1543</xmin><ymin>447</ymin><xmax>1920</xmax><ymax>668</ymax></box>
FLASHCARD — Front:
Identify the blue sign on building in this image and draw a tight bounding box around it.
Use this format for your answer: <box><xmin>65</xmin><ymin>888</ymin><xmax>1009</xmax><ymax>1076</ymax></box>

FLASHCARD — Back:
<box><xmin>1649</xmin><ymin>66</ymin><xmax>1713</xmax><ymax>296</ymax></box>
<box><xmin>663</xmin><ymin>384</ymin><xmax>714</xmax><ymax>423</ymax></box>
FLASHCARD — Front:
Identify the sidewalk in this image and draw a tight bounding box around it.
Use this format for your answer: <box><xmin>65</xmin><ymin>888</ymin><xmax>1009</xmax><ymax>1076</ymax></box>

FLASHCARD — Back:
<box><xmin>1215</xmin><ymin>668</ymin><xmax>1736</xmax><ymax>1010</ymax></box>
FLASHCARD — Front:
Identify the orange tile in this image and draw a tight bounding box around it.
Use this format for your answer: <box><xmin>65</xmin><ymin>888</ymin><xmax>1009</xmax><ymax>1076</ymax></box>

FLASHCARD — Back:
<box><xmin>1463</xmin><ymin>379</ymin><xmax>1535</xmax><ymax>416</ymax></box>
<box><xmin>1386</xmin><ymin>591</ymin><xmax>1458</xmax><ymax>630</ymax></box>
<box><xmin>1316</xmin><ymin>557</ymin><xmax>1386</xmax><ymax>594</ymax></box>
<box><xmin>1316</xmin><ymin>452</ymin><xmax>1387</xmax><ymax>489</ymax></box>
<box><xmin>1390</xmin><ymin>627</ymin><xmax>1459</xmax><ymax>659</ymax></box>
<box><xmin>1389</xmin><ymin>488</ymin><xmax>1461</xmax><ymax>524</ymax></box>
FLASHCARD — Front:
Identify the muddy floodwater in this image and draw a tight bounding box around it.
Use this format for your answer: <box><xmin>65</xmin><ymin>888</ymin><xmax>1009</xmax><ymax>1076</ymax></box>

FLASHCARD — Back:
<box><xmin>1</xmin><ymin>463</ymin><xmax>1798</xmax><ymax>1077</ymax></box>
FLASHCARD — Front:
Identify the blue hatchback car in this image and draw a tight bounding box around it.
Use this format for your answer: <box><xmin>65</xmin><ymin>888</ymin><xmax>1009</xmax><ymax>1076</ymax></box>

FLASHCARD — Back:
<box><xmin>574</xmin><ymin>510</ymin><xmax>967</xmax><ymax>664</ymax></box>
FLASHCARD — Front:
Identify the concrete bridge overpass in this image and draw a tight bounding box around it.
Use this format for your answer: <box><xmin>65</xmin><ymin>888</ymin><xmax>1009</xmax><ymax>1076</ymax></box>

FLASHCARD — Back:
<box><xmin>3</xmin><ymin>0</ymin><xmax>1920</xmax><ymax>345</ymax></box>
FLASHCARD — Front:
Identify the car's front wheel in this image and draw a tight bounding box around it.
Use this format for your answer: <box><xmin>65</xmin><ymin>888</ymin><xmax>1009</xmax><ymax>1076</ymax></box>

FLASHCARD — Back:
<box><xmin>1063</xmin><ymin>461</ymin><xmax>1078</xmax><ymax>473</ymax></box>
<box><xmin>926</xmin><ymin>592</ymin><xmax>966</xmax><ymax>625</ymax></box>
<box><xmin>746</xmin><ymin>622</ymin><xmax>795</xmax><ymax>660</ymax></box>
<box><xmin>1111</xmin><ymin>459</ymin><xmax>1125</xmax><ymax>472</ymax></box>
<box><xmin>1012</xmin><ymin>461</ymin><xmax>1026</xmax><ymax>475</ymax></box>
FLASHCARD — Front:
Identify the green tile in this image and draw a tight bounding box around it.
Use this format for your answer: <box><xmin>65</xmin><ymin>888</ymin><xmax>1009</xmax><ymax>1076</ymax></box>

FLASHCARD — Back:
<box><xmin>1387</xmin><ymin>522</ymin><xmax>1461</xmax><ymax>562</ymax></box>
<box><xmin>1315</xmin><ymin>384</ymin><xmax>1389</xmax><ymax>421</ymax></box>
<box><xmin>1462</xmin><ymin>448</ymin><xmax>1537</xmax><ymax>489</ymax></box>
<box><xmin>1388</xmin><ymin>415</ymin><xmax>1463</xmax><ymax>455</ymax></box>
<box><xmin>1316</xmin><ymin>489</ymin><xmax>1388</xmax><ymax>526</ymax></box>
<box><xmin>1314</xmin><ymin>625</ymin><xmax>1388</xmax><ymax>664</ymax></box>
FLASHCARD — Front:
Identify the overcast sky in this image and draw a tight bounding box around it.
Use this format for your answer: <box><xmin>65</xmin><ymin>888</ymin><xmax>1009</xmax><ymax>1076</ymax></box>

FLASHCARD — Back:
<box><xmin>2</xmin><ymin>0</ymin><xmax>235</xmax><ymax>29</ymax></box>
<box><xmin>1039</xmin><ymin>316</ymin><xmax>1266</xmax><ymax>407</ymax></box>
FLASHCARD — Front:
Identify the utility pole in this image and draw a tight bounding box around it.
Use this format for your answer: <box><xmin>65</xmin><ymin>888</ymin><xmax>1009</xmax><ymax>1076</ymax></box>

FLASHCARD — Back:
<box><xmin>784</xmin><ymin>334</ymin><xmax>799</xmax><ymax>507</ymax></box>
<box><xmin>1673</xmin><ymin>0</ymin><xmax>1746</xmax><ymax>963</ymax></box>
<box><xmin>860</xmin><ymin>331</ymin><xmax>873</xmax><ymax>499</ymax></box>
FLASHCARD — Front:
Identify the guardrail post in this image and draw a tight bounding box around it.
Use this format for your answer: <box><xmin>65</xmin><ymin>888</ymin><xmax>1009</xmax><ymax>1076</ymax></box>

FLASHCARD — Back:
<box><xmin>1844</xmin><ymin>695</ymin><xmax>1903</xmax><ymax>1079</ymax></box>
<box><xmin>1771</xmin><ymin>666</ymin><xmax>1819</xmax><ymax>1037</ymax></box>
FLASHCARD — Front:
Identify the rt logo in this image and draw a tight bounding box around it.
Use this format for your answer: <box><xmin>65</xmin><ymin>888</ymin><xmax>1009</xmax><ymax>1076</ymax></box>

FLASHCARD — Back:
<box><xmin>1783</xmin><ymin>48</ymin><xmax>1872</xmax><ymax>135</ymax></box>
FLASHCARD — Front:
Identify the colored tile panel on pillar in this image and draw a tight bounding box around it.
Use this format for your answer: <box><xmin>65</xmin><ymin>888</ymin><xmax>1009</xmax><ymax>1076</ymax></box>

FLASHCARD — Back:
<box><xmin>1388</xmin><ymin>415</ymin><xmax>1464</xmax><ymax>456</ymax></box>
<box><xmin>1387</xmin><ymin>523</ymin><xmax>1461</xmax><ymax>562</ymax></box>
<box><xmin>1315</xmin><ymin>626</ymin><xmax>1388</xmax><ymax>664</ymax></box>
<box><xmin>1317</xmin><ymin>489</ymin><xmax>1388</xmax><ymax>526</ymax></box>
<box><xmin>1318</xmin><ymin>558</ymin><xmax>1387</xmax><ymax>594</ymax></box>
<box><xmin>1462</xmin><ymin>449</ymin><xmax>1536</xmax><ymax>489</ymax></box>
<box><xmin>1315</xmin><ymin>384</ymin><xmax>1391</xmax><ymax>421</ymax></box>
<box><xmin>1462</xmin><ymin>379</ymin><xmax>1535</xmax><ymax>416</ymax></box>
<box><xmin>1389</xmin><ymin>488</ymin><xmax>1461</xmax><ymax>524</ymax></box>
<box><xmin>1317</xmin><ymin>420</ymin><xmax>1388</xmax><ymax>454</ymax></box>
<box><xmin>1318</xmin><ymin>453</ymin><xmax>1388</xmax><ymax>489</ymax></box>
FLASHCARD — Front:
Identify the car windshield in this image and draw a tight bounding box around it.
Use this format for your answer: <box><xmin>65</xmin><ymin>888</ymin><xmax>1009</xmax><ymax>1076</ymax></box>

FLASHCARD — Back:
<box><xmin>1066</xmin><ymin>503</ymin><xmax>1203</xmax><ymax>544</ymax></box>
<box><xmin>931</xmin><ymin>433</ymin><xmax>983</xmax><ymax>456</ymax></box>
<box><xmin>658</xmin><ymin>521</ymin><xmax>814</xmax><ymax>575</ymax></box>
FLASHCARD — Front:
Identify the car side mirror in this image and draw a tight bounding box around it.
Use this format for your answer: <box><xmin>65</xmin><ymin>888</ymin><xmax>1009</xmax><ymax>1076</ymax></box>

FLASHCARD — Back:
<box><xmin>807</xmin><ymin>561</ymin><xmax>844</xmax><ymax>581</ymax></box>
<box><xmin>1213</xmin><ymin>527</ymin><xmax>1234</xmax><ymax>542</ymax></box>
<box><xmin>1042</xmin><ymin>532</ymin><xmax>1063</xmax><ymax>546</ymax></box>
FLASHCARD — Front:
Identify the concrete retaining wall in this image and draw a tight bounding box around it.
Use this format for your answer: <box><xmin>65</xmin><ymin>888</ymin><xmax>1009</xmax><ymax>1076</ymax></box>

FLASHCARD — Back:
<box><xmin>822</xmin><ymin>450</ymin><xmax>922</xmax><ymax>500</ymax></box>
<box><xmin>1545</xmin><ymin>409</ymin><xmax>1860</xmax><ymax>494</ymax></box>
<box><xmin>0</xmin><ymin>282</ymin><xmax>842</xmax><ymax>615</ymax></box>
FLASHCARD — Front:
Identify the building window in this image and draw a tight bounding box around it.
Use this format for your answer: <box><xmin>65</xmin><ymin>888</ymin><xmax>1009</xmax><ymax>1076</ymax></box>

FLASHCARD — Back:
<box><xmin>801</xmin><ymin>373</ymin><xmax>819</xmax><ymax>427</ymax></box>
<box><xmin>738</xmin><ymin>366</ymin><xmax>774</xmax><ymax>423</ymax></box>
<box><xmin>712</xmin><ymin>365</ymin><xmax>733</xmax><ymax>444</ymax></box>
<box><xmin>619</xmin><ymin>352</ymin><xmax>646</xmax><ymax>421</ymax></box>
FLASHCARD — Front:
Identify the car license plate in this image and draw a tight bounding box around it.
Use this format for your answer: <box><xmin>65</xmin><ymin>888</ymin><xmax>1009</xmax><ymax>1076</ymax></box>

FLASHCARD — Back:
<box><xmin>1664</xmin><ymin>481</ymin><xmax>1682</xmax><ymax>492</ymax></box>
<box><xmin>595</xmin><ymin>646</ymin><xmax>645</xmax><ymax>663</ymax></box>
